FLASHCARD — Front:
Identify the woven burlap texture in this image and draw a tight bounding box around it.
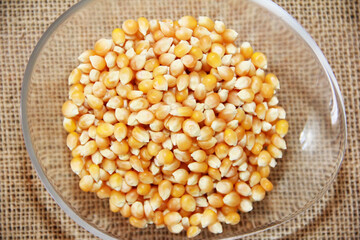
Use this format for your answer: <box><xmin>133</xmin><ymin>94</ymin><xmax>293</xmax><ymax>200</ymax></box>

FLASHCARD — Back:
<box><xmin>0</xmin><ymin>0</ymin><xmax>359</xmax><ymax>239</ymax></box>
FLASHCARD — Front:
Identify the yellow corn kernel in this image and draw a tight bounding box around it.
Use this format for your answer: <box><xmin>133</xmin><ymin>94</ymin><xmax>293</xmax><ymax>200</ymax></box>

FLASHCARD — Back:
<box><xmin>70</xmin><ymin>157</ymin><xmax>84</xmax><ymax>175</ymax></box>
<box><xmin>119</xmin><ymin>66</ymin><xmax>134</xmax><ymax>85</ymax></box>
<box><xmin>96</xmin><ymin>185</ymin><xmax>111</xmax><ymax>199</ymax></box>
<box><xmin>271</xmin><ymin>133</ymin><xmax>286</xmax><ymax>149</ymax></box>
<box><xmin>182</xmin><ymin>119</ymin><xmax>200</xmax><ymax>138</ymax></box>
<box><xmin>260</xmin><ymin>83</ymin><xmax>274</xmax><ymax>99</ymax></box>
<box><xmin>144</xmin><ymin>58</ymin><xmax>160</xmax><ymax>72</ymax></box>
<box><xmin>251</xmin><ymin>185</ymin><xmax>266</xmax><ymax>201</ymax></box>
<box><xmin>197</xmin><ymin>126</ymin><xmax>214</xmax><ymax>141</ymax></box>
<box><xmin>132</xmin><ymin>126</ymin><xmax>150</xmax><ymax>143</ymax></box>
<box><xmin>90</xmin><ymin>55</ymin><xmax>106</xmax><ymax>71</ymax></box>
<box><xmin>187</xmin><ymin>226</ymin><xmax>201</xmax><ymax>238</ymax></box>
<box><xmin>194</xmin><ymin>84</ymin><xmax>206</xmax><ymax>101</ymax></box>
<box><xmin>167</xmin><ymin>197</ymin><xmax>181</xmax><ymax>212</ymax></box>
<box><xmin>110</xmin><ymin>140</ymin><xmax>129</xmax><ymax>155</ymax></box>
<box><xmin>85</xmin><ymin>95</ymin><xmax>102</xmax><ymax>110</ymax></box>
<box><xmin>68</xmin><ymin>68</ymin><xmax>82</xmax><ymax>85</ymax></box>
<box><xmin>190</xmin><ymin>46</ymin><xmax>203</xmax><ymax>60</ymax></box>
<box><xmin>129</xmin><ymin>216</ymin><xmax>147</xmax><ymax>228</ymax></box>
<box><xmin>235</xmin><ymin>60</ymin><xmax>251</xmax><ymax>76</ymax></box>
<box><xmin>159</xmin><ymin>53</ymin><xmax>176</xmax><ymax>66</ymax></box>
<box><xmin>175</xmin><ymin>89</ymin><xmax>188</xmax><ymax>103</ymax></box>
<box><xmin>223</xmin><ymin>191</ymin><xmax>241</xmax><ymax>207</ymax></box>
<box><xmin>208</xmin><ymin>167</ymin><xmax>221</xmax><ymax>181</ymax></box>
<box><xmin>129</xmin><ymin>54</ymin><xmax>146</xmax><ymax>71</ymax></box>
<box><xmin>255</xmin><ymin>103</ymin><xmax>266</xmax><ymax>120</ymax></box>
<box><xmin>238</xmin><ymin>88</ymin><xmax>255</xmax><ymax>103</ymax></box>
<box><xmin>240</xmin><ymin>42</ymin><xmax>253</xmax><ymax>59</ymax></box>
<box><xmin>159</xmin><ymin>21</ymin><xmax>175</xmax><ymax>37</ymax></box>
<box><xmin>224</xmin><ymin>128</ymin><xmax>237</xmax><ymax>146</ymax></box>
<box><xmin>176</xmin><ymin>74</ymin><xmax>190</xmax><ymax>91</ymax></box>
<box><xmin>128</xmin><ymin>136</ymin><xmax>145</xmax><ymax>149</ymax></box>
<box><xmin>214</xmin><ymin>142</ymin><xmax>229</xmax><ymax>160</ymax></box>
<box><xmin>78</xmin><ymin>50</ymin><xmax>96</xmax><ymax>63</ymax></box>
<box><xmin>62</xmin><ymin>100</ymin><xmax>79</xmax><ymax>118</ymax></box>
<box><xmin>250</xmin><ymin>76</ymin><xmax>263</xmax><ymax>95</ymax></box>
<box><xmin>267</xmin><ymin>144</ymin><xmax>282</xmax><ymax>159</ymax></box>
<box><xmin>82</xmin><ymin>140</ymin><xmax>98</xmax><ymax>157</ymax></box>
<box><xmin>218</xmin><ymin>107</ymin><xmax>236</xmax><ymax>122</ymax></box>
<box><xmin>201</xmin><ymin>74</ymin><xmax>217</xmax><ymax>92</ymax></box>
<box><xmin>147</xmin><ymin>89</ymin><xmax>163</xmax><ymax>104</ymax></box>
<box><xmin>116</xmin><ymin>53</ymin><xmax>129</xmax><ymax>68</ymax></box>
<box><xmin>112</xmin><ymin>28</ymin><xmax>125</xmax><ymax>45</ymax></box>
<box><xmin>204</xmin><ymin>93</ymin><xmax>220</xmax><ymax>109</ymax></box>
<box><xmin>198</xmin><ymin>175</ymin><xmax>213</xmax><ymax>193</ymax></box>
<box><xmin>180</xmin><ymin>194</ymin><xmax>196</xmax><ymax>212</ymax></box>
<box><xmin>137</xmin><ymin>183</ymin><xmax>151</xmax><ymax>196</ymax></box>
<box><xmin>201</xmin><ymin>208</ymin><xmax>217</xmax><ymax>228</ymax></box>
<box><xmin>122</xmin><ymin>19</ymin><xmax>139</xmax><ymax>35</ymax></box>
<box><xmin>251</xmin><ymin>143</ymin><xmax>263</xmax><ymax>155</ymax></box>
<box><xmin>69</xmin><ymin>84</ymin><xmax>84</xmax><ymax>98</ymax></box>
<box><xmin>153</xmin><ymin>29</ymin><xmax>165</xmax><ymax>41</ymax></box>
<box><xmin>112</xmin><ymin>122</ymin><xmax>126</xmax><ymax>142</ymax></box>
<box><xmin>63</xmin><ymin>117</ymin><xmax>76</xmax><ymax>133</ymax></box>
<box><xmin>199</xmin><ymin>35</ymin><xmax>212</xmax><ymax>53</ymax></box>
<box><xmin>136</xmin><ymin>109</ymin><xmax>155</xmax><ymax>125</ymax></box>
<box><xmin>88</xmin><ymin>163</ymin><xmax>100</xmax><ymax>182</ymax></box>
<box><xmin>137</xmin><ymin>80</ymin><xmax>153</xmax><ymax>94</ymax></box>
<box><xmin>265</xmin><ymin>73</ymin><xmax>280</xmax><ymax>90</ymax></box>
<box><xmin>275</xmin><ymin>119</ymin><xmax>289</xmax><ymax>137</ymax></box>
<box><xmin>230</xmin><ymin>53</ymin><xmax>244</xmax><ymax>67</ymax></box>
<box><xmin>217</xmin><ymin>66</ymin><xmax>234</xmax><ymax>81</ymax></box>
<box><xmin>79</xmin><ymin>175</ymin><xmax>93</xmax><ymax>192</ymax></box>
<box><xmin>153</xmin><ymin>36</ymin><xmax>173</xmax><ymax>55</ymax></box>
<box><xmin>96</xmin><ymin>123</ymin><xmax>114</xmax><ymax>138</ymax></box>
<box><xmin>198</xmin><ymin>16</ymin><xmax>215</xmax><ymax>31</ymax></box>
<box><xmin>158</xmin><ymin>179</ymin><xmax>172</xmax><ymax>201</ymax></box>
<box><xmin>241</xmin><ymin>114</ymin><xmax>252</xmax><ymax>131</ymax></box>
<box><xmin>225</xmin><ymin>212</ymin><xmax>240</xmax><ymax>225</ymax></box>
<box><xmin>67</xmin><ymin>132</ymin><xmax>79</xmax><ymax>151</ymax></box>
<box><xmin>137</xmin><ymin>17</ymin><xmax>149</xmax><ymax>36</ymax></box>
<box><xmin>107</xmin><ymin>173</ymin><xmax>122</xmax><ymax>191</ymax></box>
<box><xmin>191</xmin><ymin>111</ymin><xmax>205</xmax><ymax>123</ymax></box>
<box><xmin>188</xmin><ymin>162</ymin><xmax>208</xmax><ymax>173</ymax></box>
<box><xmin>174</xmin><ymin>133</ymin><xmax>191</xmax><ymax>150</ymax></box>
<box><xmin>147</xmin><ymin>141</ymin><xmax>162</xmax><ymax>156</ymax></box>
<box><xmin>206</xmin><ymin>193</ymin><xmax>223</xmax><ymax>208</ymax></box>
<box><xmin>171</xmin><ymin>106</ymin><xmax>193</xmax><ymax>117</ymax></box>
<box><xmin>216</xmin><ymin>179</ymin><xmax>233</xmax><ymax>194</ymax></box>
<box><xmin>153</xmin><ymin>75</ymin><xmax>168</xmax><ymax>91</ymax></box>
<box><xmin>178</xmin><ymin>16</ymin><xmax>197</xmax><ymax>30</ymax></box>
<box><xmin>174</xmin><ymin>41</ymin><xmax>192</xmax><ymax>58</ymax></box>
<box><xmin>206</xmin><ymin>52</ymin><xmax>221</xmax><ymax>68</ymax></box>
<box><xmin>260</xmin><ymin>177</ymin><xmax>273</xmax><ymax>192</ymax></box>
<box><xmin>251</xmin><ymin>52</ymin><xmax>267</xmax><ymax>69</ymax></box>
<box><xmin>138</xmin><ymin>171</ymin><xmax>153</xmax><ymax>184</ymax></box>
<box><xmin>157</xmin><ymin>148</ymin><xmax>174</xmax><ymax>165</ymax></box>
<box><xmin>123</xmin><ymin>170</ymin><xmax>138</xmax><ymax>187</ymax></box>
<box><xmin>94</xmin><ymin>38</ymin><xmax>112</xmax><ymax>56</ymax></box>
<box><xmin>170</xmin><ymin>184</ymin><xmax>185</xmax><ymax>198</ymax></box>
<box><xmin>222</xmin><ymin>29</ymin><xmax>238</xmax><ymax>43</ymax></box>
<box><xmin>175</xmin><ymin>26</ymin><xmax>193</xmax><ymax>40</ymax></box>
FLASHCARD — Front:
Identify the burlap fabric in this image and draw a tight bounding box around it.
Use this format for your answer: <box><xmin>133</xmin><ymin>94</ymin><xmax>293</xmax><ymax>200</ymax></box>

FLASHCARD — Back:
<box><xmin>0</xmin><ymin>0</ymin><xmax>359</xmax><ymax>239</ymax></box>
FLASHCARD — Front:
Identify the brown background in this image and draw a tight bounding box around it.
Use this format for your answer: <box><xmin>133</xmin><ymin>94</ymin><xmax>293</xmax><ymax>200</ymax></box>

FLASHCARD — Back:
<box><xmin>0</xmin><ymin>0</ymin><xmax>359</xmax><ymax>239</ymax></box>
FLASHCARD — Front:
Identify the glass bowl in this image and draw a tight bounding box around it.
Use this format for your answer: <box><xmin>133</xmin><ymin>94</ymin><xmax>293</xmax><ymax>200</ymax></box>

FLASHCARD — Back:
<box><xmin>21</xmin><ymin>0</ymin><xmax>346</xmax><ymax>239</ymax></box>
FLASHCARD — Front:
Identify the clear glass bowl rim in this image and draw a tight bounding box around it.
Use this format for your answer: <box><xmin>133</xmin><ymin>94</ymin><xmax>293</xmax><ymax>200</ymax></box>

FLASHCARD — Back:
<box><xmin>20</xmin><ymin>0</ymin><xmax>347</xmax><ymax>239</ymax></box>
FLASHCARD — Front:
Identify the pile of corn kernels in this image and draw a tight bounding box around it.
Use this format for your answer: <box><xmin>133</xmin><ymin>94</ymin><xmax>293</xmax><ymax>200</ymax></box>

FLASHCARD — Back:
<box><xmin>62</xmin><ymin>16</ymin><xmax>289</xmax><ymax>238</ymax></box>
